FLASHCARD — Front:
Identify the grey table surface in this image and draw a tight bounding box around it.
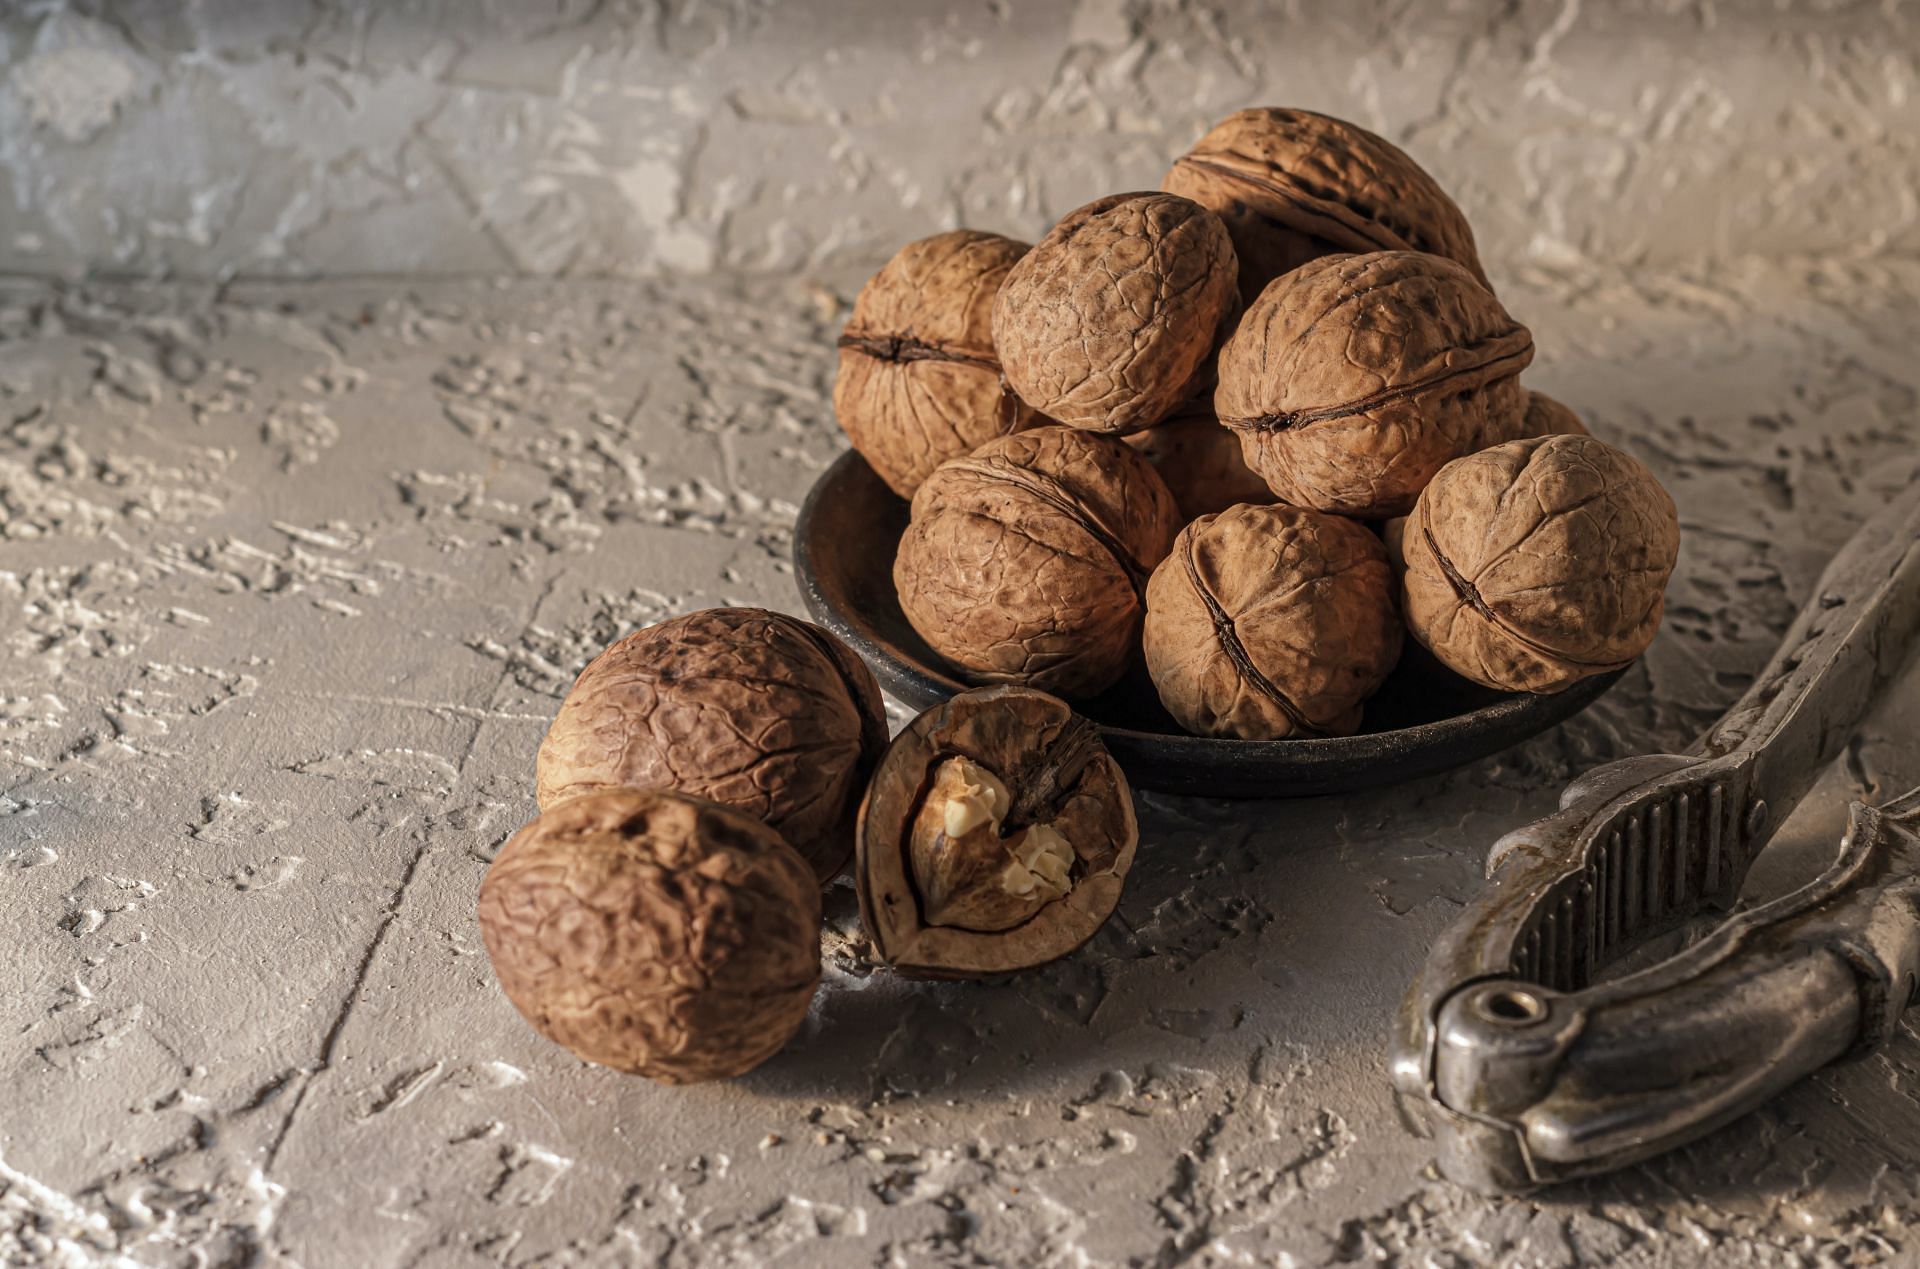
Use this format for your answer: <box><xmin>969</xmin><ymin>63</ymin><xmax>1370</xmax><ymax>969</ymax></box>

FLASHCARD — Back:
<box><xmin>2</xmin><ymin>263</ymin><xmax>1918</xmax><ymax>1268</ymax></box>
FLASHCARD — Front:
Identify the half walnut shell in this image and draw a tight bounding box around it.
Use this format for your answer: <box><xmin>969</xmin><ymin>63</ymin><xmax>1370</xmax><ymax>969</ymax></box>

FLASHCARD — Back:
<box><xmin>1162</xmin><ymin>106</ymin><xmax>1490</xmax><ymax>306</ymax></box>
<box><xmin>856</xmin><ymin>686</ymin><xmax>1137</xmax><ymax>979</ymax></box>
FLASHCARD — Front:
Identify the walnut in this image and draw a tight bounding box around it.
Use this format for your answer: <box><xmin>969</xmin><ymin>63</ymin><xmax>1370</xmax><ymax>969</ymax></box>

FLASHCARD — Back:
<box><xmin>1214</xmin><ymin>251</ymin><xmax>1534</xmax><ymax>519</ymax></box>
<box><xmin>536</xmin><ymin>608</ymin><xmax>887</xmax><ymax>883</ymax></box>
<box><xmin>856</xmin><ymin>686</ymin><xmax>1136</xmax><ymax>977</ymax></box>
<box><xmin>477</xmin><ymin>788</ymin><xmax>821</xmax><ymax>1083</ymax></box>
<box><xmin>1122</xmin><ymin>397</ymin><xmax>1272</xmax><ymax>520</ymax></box>
<box><xmin>1402</xmin><ymin>434</ymin><xmax>1680</xmax><ymax>693</ymax></box>
<box><xmin>835</xmin><ymin>230</ymin><xmax>1044</xmax><ymax>497</ymax></box>
<box><xmin>1162</xmin><ymin>107</ymin><xmax>1490</xmax><ymax>306</ymax></box>
<box><xmin>992</xmin><ymin>193</ymin><xmax>1238</xmax><ymax>435</ymax></box>
<box><xmin>1520</xmin><ymin>389</ymin><xmax>1590</xmax><ymax>438</ymax></box>
<box><xmin>893</xmin><ymin>425</ymin><xmax>1182</xmax><ymax>699</ymax></box>
<box><xmin>1143</xmin><ymin>503</ymin><xmax>1402</xmax><ymax>739</ymax></box>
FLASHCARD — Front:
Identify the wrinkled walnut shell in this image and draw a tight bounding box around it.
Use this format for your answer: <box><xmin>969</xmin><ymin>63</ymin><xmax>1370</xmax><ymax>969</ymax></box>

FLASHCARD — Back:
<box><xmin>1144</xmin><ymin>503</ymin><xmax>1403</xmax><ymax>738</ymax></box>
<box><xmin>1214</xmin><ymin>251</ymin><xmax>1534</xmax><ymax>519</ymax></box>
<box><xmin>536</xmin><ymin>608</ymin><xmax>887</xmax><ymax>883</ymax></box>
<box><xmin>1162</xmin><ymin>107</ymin><xmax>1490</xmax><ymax>306</ymax></box>
<box><xmin>1402</xmin><ymin>434</ymin><xmax>1680</xmax><ymax>694</ymax></box>
<box><xmin>993</xmin><ymin>192</ymin><xmax>1238</xmax><ymax>435</ymax></box>
<box><xmin>478</xmin><ymin>788</ymin><xmax>821</xmax><ymax>1083</ymax></box>
<box><xmin>1520</xmin><ymin>389</ymin><xmax>1591</xmax><ymax>438</ymax></box>
<box><xmin>1121</xmin><ymin>397</ymin><xmax>1273</xmax><ymax>520</ymax></box>
<box><xmin>856</xmin><ymin>686</ymin><xmax>1136</xmax><ymax>978</ymax></box>
<box><xmin>835</xmin><ymin>230</ymin><xmax>1044</xmax><ymax>497</ymax></box>
<box><xmin>893</xmin><ymin>425</ymin><xmax>1182</xmax><ymax>699</ymax></box>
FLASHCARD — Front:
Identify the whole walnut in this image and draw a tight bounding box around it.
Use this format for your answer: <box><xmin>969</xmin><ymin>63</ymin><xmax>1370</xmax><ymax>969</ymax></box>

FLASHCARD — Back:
<box><xmin>1162</xmin><ymin>107</ymin><xmax>1490</xmax><ymax>306</ymax></box>
<box><xmin>1214</xmin><ymin>251</ymin><xmax>1534</xmax><ymax>519</ymax></box>
<box><xmin>894</xmin><ymin>426</ymin><xmax>1182</xmax><ymax>699</ymax></box>
<box><xmin>1520</xmin><ymin>389</ymin><xmax>1591</xmax><ymax>438</ymax></box>
<box><xmin>1144</xmin><ymin>503</ymin><xmax>1402</xmax><ymax>739</ymax></box>
<box><xmin>478</xmin><ymin>788</ymin><xmax>821</xmax><ymax>1083</ymax></box>
<box><xmin>1402</xmin><ymin>434</ymin><xmax>1680</xmax><ymax>694</ymax></box>
<box><xmin>992</xmin><ymin>193</ymin><xmax>1238</xmax><ymax>435</ymax></box>
<box><xmin>536</xmin><ymin>608</ymin><xmax>887</xmax><ymax>883</ymax></box>
<box><xmin>1122</xmin><ymin>398</ymin><xmax>1272</xmax><ymax>520</ymax></box>
<box><xmin>857</xmin><ymin>686</ymin><xmax>1136</xmax><ymax>978</ymax></box>
<box><xmin>835</xmin><ymin>230</ymin><xmax>1044</xmax><ymax>497</ymax></box>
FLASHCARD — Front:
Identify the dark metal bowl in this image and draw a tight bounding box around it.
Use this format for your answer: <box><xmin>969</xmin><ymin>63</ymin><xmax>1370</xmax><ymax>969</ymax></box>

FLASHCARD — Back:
<box><xmin>793</xmin><ymin>450</ymin><xmax>1624</xmax><ymax>798</ymax></box>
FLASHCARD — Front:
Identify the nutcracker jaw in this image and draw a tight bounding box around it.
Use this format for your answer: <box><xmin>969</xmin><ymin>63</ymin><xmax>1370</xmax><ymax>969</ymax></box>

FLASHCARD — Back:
<box><xmin>1393</xmin><ymin>478</ymin><xmax>1920</xmax><ymax>1194</ymax></box>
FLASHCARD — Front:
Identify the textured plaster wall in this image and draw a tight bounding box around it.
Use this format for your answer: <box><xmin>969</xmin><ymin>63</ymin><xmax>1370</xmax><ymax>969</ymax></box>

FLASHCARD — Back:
<box><xmin>2</xmin><ymin>0</ymin><xmax>1918</xmax><ymax>281</ymax></box>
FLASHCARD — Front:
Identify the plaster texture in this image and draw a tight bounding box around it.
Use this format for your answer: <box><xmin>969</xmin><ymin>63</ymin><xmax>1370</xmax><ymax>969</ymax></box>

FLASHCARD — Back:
<box><xmin>2</xmin><ymin>0</ymin><xmax>1917</xmax><ymax>281</ymax></box>
<box><xmin>0</xmin><ymin>256</ymin><xmax>1918</xmax><ymax>1266</ymax></box>
<box><xmin>4</xmin><ymin>2</ymin><xmax>1920</xmax><ymax>1267</ymax></box>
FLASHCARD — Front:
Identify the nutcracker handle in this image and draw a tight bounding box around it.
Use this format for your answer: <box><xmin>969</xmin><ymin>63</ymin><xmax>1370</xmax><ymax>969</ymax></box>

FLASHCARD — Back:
<box><xmin>1425</xmin><ymin>792</ymin><xmax>1920</xmax><ymax>1192</ymax></box>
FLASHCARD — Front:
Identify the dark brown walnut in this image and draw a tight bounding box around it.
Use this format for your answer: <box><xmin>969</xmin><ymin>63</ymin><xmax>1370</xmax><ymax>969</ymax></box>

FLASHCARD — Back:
<box><xmin>536</xmin><ymin>608</ymin><xmax>887</xmax><ymax>883</ymax></box>
<box><xmin>835</xmin><ymin>230</ymin><xmax>1044</xmax><ymax>498</ymax></box>
<box><xmin>1402</xmin><ymin>434</ymin><xmax>1680</xmax><ymax>694</ymax></box>
<box><xmin>992</xmin><ymin>192</ymin><xmax>1238</xmax><ymax>435</ymax></box>
<box><xmin>1520</xmin><ymin>389</ymin><xmax>1591</xmax><ymax>438</ymax></box>
<box><xmin>1214</xmin><ymin>251</ymin><xmax>1534</xmax><ymax>519</ymax></box>
<box><xmin>478</xmin><ymin>788</ymin><xmax>821</xmax><ymax>1083</ymax></box>
<box><xmin>894</xmin><ymin>425</ymin><xmax>1182</xmax><ymax>699</ymax></box>
<box><xmin>856</xmin><ymin>685</ymin><xmax>1136</xmax><ymax>978</ymax></box>
<box><xmin>1144</xmin><ymin>503</ymin><xmax>1402</xmax><ymax>739</ymax></box>
<box><xmin>1121</xmin><ymin>397</ymin><xmax>1272</xmax><ymax>520</ymax></box>
<box><xmin>1162</xmin><ymin>106</ymin><xmax>1490</xmax><ymax>307</ymax></box>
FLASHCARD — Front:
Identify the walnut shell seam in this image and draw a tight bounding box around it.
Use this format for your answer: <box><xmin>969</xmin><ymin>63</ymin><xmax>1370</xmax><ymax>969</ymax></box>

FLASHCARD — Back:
<box><xmin>1173</xmin><ymin>526</ymin><xmax>1327</xmax><ymax>737</ymax></box>
<box><xmin>1171</xmin><ymin>155</ymin><xmax>1443</xmax><ymax>262</ymax></box>
<box><xmin>1412</xmin><ymin>497</ymin><xmax>1640</xmax><ymax>675</ymax></box>
<box><xmin>1220</xmin><ymin>324</ymin><xmax>1534</xmax><ymax>435</ymax></box>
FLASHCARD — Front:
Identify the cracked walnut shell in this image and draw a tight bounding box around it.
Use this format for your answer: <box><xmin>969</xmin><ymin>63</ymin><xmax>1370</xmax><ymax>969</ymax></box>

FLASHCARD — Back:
<box><xmin>1144</xmin><ymin>503</ymin><xmax>1403</xmax><ymax>739</ymax></box>
<box><xmin>1162</xmin><ymin>106</ymin><xmax>1490</xmax><ymax>307</ymax></box>
<box><xmin>835</xmin><ymin>230</ymin><xmax>1043</xmax><ymax>497</ymax></box>
<box><xmin>893</xmin><ymin>425</ymin><xmax>1182</xmax><ymax>699</ymax></box>
<box><xmin>857</xmin><ymin>686</ymin><xmax>1136</xmax><ymax>978</ymax></box>
<box><xmin>536</xmin><ymin>608</ymin><xmax>887</xmax><ymax>883</ymax></box>
<box><xmin>992</xmin><ymin>192</ymin><xmax>1238</xmax><ymax>435</ymax></box>
<box><xmin>1214</xmin><ymin>251</ymin><xmax>1534</xmax><ymax>519</ymax></box>
<box><xmin>1402</xmin><ymin>434</ymin><xmax>1680</xmax><ymax>694</ymax></box>
<box><xmin>478</xmin><ymin>788</ymin><xmax>821</xmax><ymax>1083</ymax></box>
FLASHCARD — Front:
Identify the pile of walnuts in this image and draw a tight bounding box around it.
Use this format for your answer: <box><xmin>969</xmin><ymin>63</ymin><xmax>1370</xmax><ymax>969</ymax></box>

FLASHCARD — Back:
<box><xmin>478</xmin><ymin>608</ymin><xmax>1137</xmax><ymax>1084</ymax></box>
<box><xmin>840</xmin><ymin>107</ymin><xmax>1680</xmax><ymax>739</ymax></box>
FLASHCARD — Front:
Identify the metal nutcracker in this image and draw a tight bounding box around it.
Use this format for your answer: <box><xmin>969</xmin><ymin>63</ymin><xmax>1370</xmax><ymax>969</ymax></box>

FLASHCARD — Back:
<box><xmin>1392</xmin><ymin>478</ymin><xmax>1920</xmax><ymax>1193</ymax></box>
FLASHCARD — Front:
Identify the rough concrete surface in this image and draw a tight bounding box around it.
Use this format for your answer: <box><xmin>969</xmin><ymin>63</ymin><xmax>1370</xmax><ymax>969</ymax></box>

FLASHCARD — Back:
<box><xmin>2</xmin><ymin>1</ymin><xmax>1918</xmax><ymax>281</ymax></box>
<box><xmin>5</xmin><ymin>2</ymin><xmax>1920</xmax><ymax>1266</ymax></box>
<box><xmin>1</xmin><ymin>255</ymin><xmax>1918</xmax><ymax>1267</ymax></box>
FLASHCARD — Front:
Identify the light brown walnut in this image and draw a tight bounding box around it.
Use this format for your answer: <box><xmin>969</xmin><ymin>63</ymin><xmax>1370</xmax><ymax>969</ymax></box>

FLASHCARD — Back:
<box><xmin>1121</xmin><ymin>398</ymin><xmax>1273</xmax><ymax>520</ymax></box>
<box><xmin>1163</xmin><ymin>107</ymin><xmax>1490</xmax><ymax>306</ymax></box>
<box><xmin>893</xmin><ymin>425</ymin><xmax>1182</xmax><ymax>699</ymax></box>
<box><xmin>1520</xmin><ymin>389</ymin><xmax>1591</xmax><ymax>438</ymax></box>
<box><xmin>835</xmin><ymin>230</ymin><xmax>1044</xmax><ymax>497</ymax></box>
<box><xmin>1214</xmin><ymin>251</ymin><xmax>1534</xmax><ymax>519</ymax></box>
<box><xmin>1144</xmin><ymin>503</ymin><xmax>1403</xmax><ymax>739</ymax></box>
<box><xmin>1402</xmin><ymin>434</ymin><xmax>1680</xmax><ymax>693</ymax></box>
<box><xmin>536</xmin><ymin>608</ymin><xmax>887</xmax><ymax>883</ymax></box>
<box><xmin>477</xmin><ymin>788</ymin><xmax>821</xmax><ymax>1083</ymax></box>
<box><xmin>992</xmin><ymin>193</ymin><xmax>1238</xmax><ymax>435</ymax></box>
